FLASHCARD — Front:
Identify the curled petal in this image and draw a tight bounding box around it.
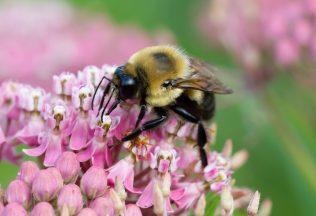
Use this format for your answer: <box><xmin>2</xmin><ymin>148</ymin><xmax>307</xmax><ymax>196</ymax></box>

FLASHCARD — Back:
<box><xmin>69</xmin><ymin>118</ymin><xmax>90</xmax><ymax>150</ymax></box>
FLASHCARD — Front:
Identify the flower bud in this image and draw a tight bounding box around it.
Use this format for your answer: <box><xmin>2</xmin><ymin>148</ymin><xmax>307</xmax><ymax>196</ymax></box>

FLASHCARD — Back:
<box><xmin>247</xmin><ymin>191</ymin><xmax>260</xmax><ymax>216</ymax></box>
<box><xmin>77</xmin><ymin>208</ymin><xmax>97</xmax><ymax>216</ymax></box>
<box><xmin>32</xmin><ymin>168</ymin><xmax>63</xmax><ymax>202</ymax></box>
<box><xmin>56</xmin><ymin>151</ymin><xmax>81</xmax><ymax>183</ymax></box>
<box><xmin>57</xmin><ymin>184</ymin><xmax>83</xmax><ymax>215</ymax></box>
<box><xmin>89</xmin><ymin>196</ymin><xmax>114</xmax><ymax>216</ymax></box>
<box><xmin>17</xmin><ymin>161</ymin><xmax>40</xmax><ymax>185</ymax></box>
<box><xmin>153</xmin><ymin>183</ymin><xmax>164</xmax><ymax>216</ymax></box>
<box><xmin>30</xmin><ymin>202</ymin><xmax>55</xmax><ymax>216</ymax></box>
<box><xmin>126</xmin><ymin>204</ymin><xmax>142</xmax><ymax>216</ymax></box>
<box><xmin>221</xmin><ymin>187</ymin><xmax>234</xmax><ymax>215</ymax></box>
<box><xmin>194</xmin><ymin>193</ymin><xmax>206</xmax><ymax>216</ymax></box>
<box><xmin>81</xmin><ymin>166</ymin><xmax>107</xmax><ymax>199</ymax></box>
<box><xmin>6</xmin><ymin>179</ymin><xmax>31</xmax><ymax>208</ymax></box>
<box><xmin>1</xmin><ymin>202</ymin><xmax>27</xmax><ymax>216</ymax></box>
<box><xmin>109</xmin><ymin>188</ymin><xmax>124</xmax><ymax>214</ymax></box>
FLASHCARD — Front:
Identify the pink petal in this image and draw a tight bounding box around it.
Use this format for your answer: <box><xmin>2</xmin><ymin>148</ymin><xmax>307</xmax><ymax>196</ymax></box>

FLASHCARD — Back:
<box><xmin>166</xmin><ymin>197</ymin><xmax>173</xmax><ymax>213</ymax></box>
<box><xmin>136</xmin><ymin>179</ymin><xmax>154</xmax><ymax>208</ymax></box>
<box><xmin>124</xmin><ymin>169</ymin><xmax>142</xmax><ymax>194</ymax></box>
<box><xmin>43</xmin><ymin>134</ymin><xmax>63</xmax><ymax>167</ymax></box>
<box><xmin>1</xmin><ymin>142</ymin><xmax>23</xmax><ymax>163</ymax></box>
<box><xmin>104</xmin><ymin>145</ymin><xmax>112</xmax><ymax>167</ymax></box>
<box><xmin>23</xmin><ymin>139</ymin><xmax>48</xmax><ymax>157</ymax></box>
<box><xmin>69</xmin><ymin>118</ymin><xmax>89</xmax><ymax>150</ymax></box>
<box><xmin>91</xmin><ymin>150</ymin><xmax>106</xmax><ymax>168</ymax></box>
<box><xmin>126</xmin><ymin>204</ymin><xmax>142</xmax><ymax>216</ymax></box>
<box><xmin>158</xmin><ymin>159</ymin><xmax>170</xmax><ymax>173</ymax></box>
<box><xmin>77</xmin><ymin>140</ymin><xmax>95</xmax><ymax>162</ymax></box>
<box><xmin>0</xmin><ymin>127</ymin><xmax>5</xmax><ymax>144</ymax></box>
<box><xmin>109</xmin><ymin>116</ymin><xmax>120</xmax><ymax>131</ymax></box>
<box><xmin>170</xmin><ymin>188</ymin><xmax>185</xmax><ymax>201</ymax></box>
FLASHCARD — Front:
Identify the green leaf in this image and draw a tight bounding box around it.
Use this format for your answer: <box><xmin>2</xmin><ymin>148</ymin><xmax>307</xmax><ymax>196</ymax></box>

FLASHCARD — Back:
<box><xmin>234</xmin><ymin>209</ymin><xmax>248</xmax><ymax>216</ymax></box>
<box><xmin>205</xmin><ymin>193</ymin><xmax>220</xmax><ymax>216</ymax></box>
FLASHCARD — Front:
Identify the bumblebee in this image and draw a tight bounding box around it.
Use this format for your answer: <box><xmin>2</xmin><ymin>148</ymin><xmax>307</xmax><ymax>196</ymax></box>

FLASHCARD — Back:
<box><xmin>92</xmin><ymin>45</ymin><xmax>232</xmax><ymax>167</ymax></box>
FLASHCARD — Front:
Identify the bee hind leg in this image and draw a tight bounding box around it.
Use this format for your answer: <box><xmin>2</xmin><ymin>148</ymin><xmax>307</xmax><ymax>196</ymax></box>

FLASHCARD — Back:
<box><xmin>197</xmin><ymin>122</ymin><xmax>208</xmax><ymax>167</ymax></box>
<box><xmin>170</xmin><ymin>105</ymin><xmax>208</xmax><ymax>167</ymax></box>
<box><xmin>122</xmin><ymin>107</ymin><xmax>167</xmax><ymax>141</ymax></box>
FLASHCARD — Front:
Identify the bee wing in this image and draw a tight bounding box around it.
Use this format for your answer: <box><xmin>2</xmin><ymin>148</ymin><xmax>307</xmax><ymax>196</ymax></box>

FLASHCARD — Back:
<box><xmin>173</xmin><ymin>58</ymin><xmax>233</xmax><ymax>94</ymax></box>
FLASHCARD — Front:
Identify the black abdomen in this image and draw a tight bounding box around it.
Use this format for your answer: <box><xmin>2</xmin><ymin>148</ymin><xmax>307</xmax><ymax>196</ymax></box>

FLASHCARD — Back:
<box><xmin>173</xmin><ymin>93</ymin><xmax>215</xmax><ymax>121</ymax></box>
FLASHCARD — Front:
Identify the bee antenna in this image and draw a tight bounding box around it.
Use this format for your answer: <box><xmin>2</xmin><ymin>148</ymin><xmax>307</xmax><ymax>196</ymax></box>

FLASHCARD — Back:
<box><xmin>91</xmin><ymin>76</ymin><xmax>113</xmax><ymax>110</ymax></box>
<box><xmin>97</xmin><ymin>82</ymin><xmax>112</xmax><ymax>116</ymax></box>
<box><xmin>100</xmin><ymin>87</ymin><xmax>115</xmax><ymax>121</ymax></box>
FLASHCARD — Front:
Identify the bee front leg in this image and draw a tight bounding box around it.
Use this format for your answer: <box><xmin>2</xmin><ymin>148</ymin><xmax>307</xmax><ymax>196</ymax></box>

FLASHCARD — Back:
<box><xmin>122</xmin><ymin>107</ymin><xmax>167</xmax><ymax>141</ymax></box>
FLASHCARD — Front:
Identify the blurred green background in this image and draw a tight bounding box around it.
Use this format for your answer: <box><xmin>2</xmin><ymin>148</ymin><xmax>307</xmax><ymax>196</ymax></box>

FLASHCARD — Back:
<box><xmin>1</xmin><ymin>0</ymin><xmax>316</xmax><ymax>215</ymax></box>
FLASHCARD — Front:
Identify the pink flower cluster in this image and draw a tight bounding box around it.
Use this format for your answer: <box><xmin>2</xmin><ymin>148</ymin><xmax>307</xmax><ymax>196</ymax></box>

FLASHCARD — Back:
<box><xmin>0</xmin><ymin>0</ymin><xmax>172</xmax><ymax>87</ymax></box>
<box><xmin>0</xmin><ymin>66</ymin><xmax>270</xmax><ymax>215</ymax></box>
<box><xmin>205</xmin><ymin>0</ymin><xmax>316</xmax><ymax>86</ymax></box>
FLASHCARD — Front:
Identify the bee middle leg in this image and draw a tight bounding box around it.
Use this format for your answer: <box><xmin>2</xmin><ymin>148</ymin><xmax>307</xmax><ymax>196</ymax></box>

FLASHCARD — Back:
<box><xmin>170</xmin><ymin>105</ymin><xmax>208</xmax><ymax>167</ymax></box>
<box><xmin>135</xmin><ymin>97</ymin><xmax>147</xmax><ymax>128</ymax></box>
<box><xmin>122</xmin><ymin>107</ymin><xmax>167</xmax><ymax>141</ymax></box>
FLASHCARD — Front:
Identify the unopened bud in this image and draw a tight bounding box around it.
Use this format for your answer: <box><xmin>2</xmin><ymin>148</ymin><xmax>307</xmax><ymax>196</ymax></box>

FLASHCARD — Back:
<box><xmin>221</xmin><ymin>187</ymin><xmax>234</xmax><ymax>215</ymax></box>
<box><xmin>153</xmin><ymin>183</ymin><xmax>164</xmax><ymax>216</ymax></box>
<box><xmin>57</xmin><ymin>184</ymin><xmax>83</xmax><ymax>215</ymax></box>
<box><xmin>247</xmin><ymin>191</ymin><xmax>260</xmax><ymax>216</ymax></box>
<box><xmin>80</xmin><ymin>166</ymin><xmax>107</xmax><ymax>199</ymax></box>
<box><xmin>126</xmin><ymin>204</ymin><xmax>142</xmax><ymax>216</ymax></box>
<box><xmin>231</xmin><ymin>150</ymin><xmax>248</xmax><ymax>170</ymax></box>
<box><xmin>17</xmin><ymin>161</ymin><xmax>40</xmax><ymax>185</ymax></box>
<box><xmin>56</xmin><ymin>151</ymin><xmax>81</xmax><ymax>183</ymax></box>
<box><xmin>31</xmin><ymin>202</ymin><xmax>55</xmax><ymax>216</ymax></box>
<box><xmin>6</xmin><ymin>179</ymin><xmax>31</xmax><ymax>208</ymax></box>
<box><xmin>1</xmin><ymin>202</ymin><xmax>27</xmax><ymax>216</ymax></box>
<box><xmin>194</xmin><ymin>193</ymin><xmax>206</xmax><ymax>216</ymax></box>
<box><xmin>77</xmin><ymin>208</ymin><xmax>97</xmax><ymax>216</ymax></box>
<box><xmin>60</xmin><ymin>205</ymin><xmax>70</xmax><ymax>216</ymax></box>
<box><xmin>32</xmin><ymin>168</ymin><xmax>63</xmax><ymax>202</ymax></box>
<box><xmin>115</xmin><ymin>177</ymin><xmax>127</xmax><ymax>201</ymax></box>
<box><xmin>90</xmin><ymin>196</ymin><xmax>114</xmax><ymax>216</ymax></box>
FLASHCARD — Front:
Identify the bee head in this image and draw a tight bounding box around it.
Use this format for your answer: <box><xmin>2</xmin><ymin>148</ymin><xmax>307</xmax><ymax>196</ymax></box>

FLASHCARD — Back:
<box><xmin>114</xmin><ymin>65</ymin><xmax>138</xmax><ymax>100</ymax></box>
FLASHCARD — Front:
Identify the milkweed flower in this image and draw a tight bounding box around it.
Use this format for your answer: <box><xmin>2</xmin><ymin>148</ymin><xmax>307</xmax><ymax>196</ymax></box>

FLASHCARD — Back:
<box><xmin>204</xmin><ymin>0</ymin><xmax>316</xmax><ymax>87</ymax></box>
<box><xmin>0</xmin><ymin>65</ymin><xmax>269</xmax><ymax>215</ymax></box>
<box><xmin>0</xmin><ymin>0</ymin><xmax>173</xmax><ymax>87</ymax></box>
